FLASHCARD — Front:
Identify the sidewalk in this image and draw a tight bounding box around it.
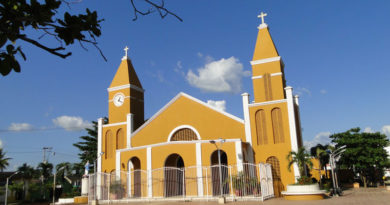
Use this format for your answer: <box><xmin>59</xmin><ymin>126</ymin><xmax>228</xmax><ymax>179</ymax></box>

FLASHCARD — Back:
<box><xmin>78</xmin><ymin>188</ymin><xmax>390</xmax><ymax>205</ymax></box>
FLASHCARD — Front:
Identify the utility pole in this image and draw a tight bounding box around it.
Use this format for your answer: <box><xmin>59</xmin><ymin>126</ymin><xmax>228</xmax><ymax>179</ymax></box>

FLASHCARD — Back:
<box><xmin>42</xmin><ymin>147</ymin><xmax>53</xmax><ymax>163</ymax></box>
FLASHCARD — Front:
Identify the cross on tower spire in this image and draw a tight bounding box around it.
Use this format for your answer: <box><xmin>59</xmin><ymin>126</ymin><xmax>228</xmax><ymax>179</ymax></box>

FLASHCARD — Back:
<box><xmin>122</xmin><ymin>46</ymin><xmax>129</xmax><ymax>60</ymax></box>
<box><xmin>258</xmin><ymin>12</ymin><xmax>268</xmax><ymax>25</ymax></box>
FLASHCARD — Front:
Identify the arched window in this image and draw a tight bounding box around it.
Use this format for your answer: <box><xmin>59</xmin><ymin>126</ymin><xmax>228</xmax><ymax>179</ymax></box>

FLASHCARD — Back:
<box><xmin>263</xmin><ymin>73</ymin><xmax>273</xmax><ymax>101</ymax></box>
<box><xmin>255</xmin><ymin>109</ymin><xmax>267</xmax><ymax>145</ymax></box>
<box><xmin>170</xmin><ymin>128</ymin><xmax>198</xmax><ymax>141</ymax></box>
<box><xmin>271</xmin><ymin>108</ymin><xmax>285</xmax><ymax>143</ymax></box>
<box><xmin>266</xmin><ymin>156</ymin><xmax>282</xmax><ymax>197</ymax></box>
<box><xmin>105</xmin><ymin>130</ymin><xmax>113</xmax><ymax>159</ymax></box>
<box><xmin>116</xmin><ymin>128</ymin><xmax>125</xmax><ymax>149</ymax></box>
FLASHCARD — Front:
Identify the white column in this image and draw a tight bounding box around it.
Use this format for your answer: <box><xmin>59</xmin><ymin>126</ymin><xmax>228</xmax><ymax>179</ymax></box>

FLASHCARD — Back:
<box><xmin>147</xmin><ymin>147</ymin><xmax>152</xmax><ymax>197</ymax></box>
<box><xmin>116</xmin><ymin>151</ymin><xmax>121</xmax><ymax>181</ymax></box>
<box><xmin>97</xmin><ymin>118</ymin><xmax>103</xmax><ymax>199</ymax></box>
<box><xmin>241</xmin><ymin>93</ymin><xmax>252</xmax><ymax>145</ymax></box>
<box><xmin>294</xmin><ymin>95</ymin><xmax>303</xmax><ymax>141</ymax></box>
<box><xmin>285</xmin><ymin>86</ymin><xmax>300</xmax><ymax>180</ymax></box>
<box><xmin>127</xmin><ymin>161</ymin><xmax>133</xmax><ymax>197</ymax></box>
<box><xmin>127</xmin><ymin>113</ymin><xmax>134</xmax><ymax>148</ymax></box>
<box><xmin>235</xmin><ymin>141</ymin><xmax>244</xmax><ymax>172</ymax></box>
<box><xmin>196</xmin><ymin>142</ymin><xmax>204</xmax><ymax>196</ymax></box>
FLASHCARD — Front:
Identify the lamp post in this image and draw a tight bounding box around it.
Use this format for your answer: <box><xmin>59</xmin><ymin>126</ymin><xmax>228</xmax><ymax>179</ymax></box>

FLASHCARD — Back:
<box><xmin>209</xmin><ymin>138</ymin><xmax>226</xmax><ymax>197</ymax></box>
<box><xmin>327</xmin><ymin>145</ymin><xmax>346</xmax><ymax>196</ymax></box>
<box><xmin>93</xmin><ymin>152</ymin><xmax>104</xmax><ymax>200</ymax></box>
<box><xmin>93</xmin><ymin>152</ymin><xmax>104</xmax><ymax>174</ymax></box>
<box><xmin>53</xmin><ymin>166</ymin><xmax>66</xmax><ymax>205</ymax></box>
<box><xmin>5</xmin><ymin>171</ymin><xmax>19</xmax><ymax>205</ymax></box>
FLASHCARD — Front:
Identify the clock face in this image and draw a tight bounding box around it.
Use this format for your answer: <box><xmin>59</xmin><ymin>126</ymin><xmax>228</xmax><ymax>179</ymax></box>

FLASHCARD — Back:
<box><xmin>113</xmin><ymin>93</ymin><xmax>125</xmax><ymax>107</ymax></box>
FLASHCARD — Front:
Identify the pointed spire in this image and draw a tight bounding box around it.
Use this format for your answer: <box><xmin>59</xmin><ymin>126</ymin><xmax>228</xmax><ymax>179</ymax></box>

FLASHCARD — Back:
<box><xmin>252</xmin><ymin>12</ymin><xmax>279</xmax><ymax>61</ymax></box>
<box><xmin>109</xmin><ymin>46</ymin><xmax>142</xmax><ymax>88</ymax></box>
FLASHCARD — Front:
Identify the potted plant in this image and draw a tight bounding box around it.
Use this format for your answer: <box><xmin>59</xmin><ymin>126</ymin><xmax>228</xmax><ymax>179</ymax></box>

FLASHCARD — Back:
<box><xmin>282</xmin><ymin>147</ymin><xmax>326</xmax><ymax>200</ymax></box>
<box><xmin>109</xmin><ymin>180</ymin><xmax>124</xmax><ymax>200</ymax></box>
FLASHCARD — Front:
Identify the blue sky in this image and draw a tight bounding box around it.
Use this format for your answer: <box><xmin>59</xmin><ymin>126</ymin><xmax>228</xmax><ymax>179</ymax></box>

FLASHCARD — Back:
<box><xmin>1</xmin><ymin>0</ymin><xmax>390</xmax><ymax>171</ymax></box>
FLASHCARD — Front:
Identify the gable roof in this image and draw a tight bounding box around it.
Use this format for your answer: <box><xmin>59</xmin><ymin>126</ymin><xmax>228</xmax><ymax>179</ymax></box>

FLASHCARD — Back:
<box><xmin>131</xmin><ymin>92</ymin><xmax>244</xmax><ymax>137</ymax></box>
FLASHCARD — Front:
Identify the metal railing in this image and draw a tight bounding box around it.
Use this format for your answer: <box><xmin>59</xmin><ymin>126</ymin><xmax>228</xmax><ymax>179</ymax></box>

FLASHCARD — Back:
<box><xmin>88</xmin><ymin>162</ymin><xmax>274</xmax><ymax>202</ymax></box>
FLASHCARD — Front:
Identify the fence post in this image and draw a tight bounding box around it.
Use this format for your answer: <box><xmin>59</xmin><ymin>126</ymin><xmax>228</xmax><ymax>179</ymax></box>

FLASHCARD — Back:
<box><xmin>182</xmin><ymin>168</ymin><xmax>185</xmax><ymax>198</ymax></box>
<box><xmin>205</xmin><ymin>167</ymin><xmax>208</xmax><ymax>201</ymax></box>
<box><xmin>229</xmin><ymin>166</ymin><xmax>233</xmax><ymax>197</ymax></box>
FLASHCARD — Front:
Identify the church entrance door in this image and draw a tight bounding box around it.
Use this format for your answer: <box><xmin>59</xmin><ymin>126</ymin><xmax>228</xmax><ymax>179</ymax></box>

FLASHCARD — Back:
<box><xmin>128</xmin><ymin>157</ymin><xmax>141</xmax><ymax>197</ymax></box>
<box><xmin>164</xmin><ymin>154</ymin><xmax>185</xmax><ymax>197</ymax></box>
<box><xmin>210</xmin><ymin>150</ymin><xmax>229</xmax><ymax>196</ymax></box>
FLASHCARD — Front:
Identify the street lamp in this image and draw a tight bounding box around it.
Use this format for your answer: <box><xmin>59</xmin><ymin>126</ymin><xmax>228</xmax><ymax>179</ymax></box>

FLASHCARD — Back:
<box><xmin>53</xmin><ymin>166</ymin><xmax>66</xmax><ymax>205</ymax></box>
<box><xmin>94</xmin><ymin>152</ymin><xmax>104</xmax><ymax>174</ymax></box>
<box><xmin>93</xmin><ymin>152</ymin><xmax>104</xmax><ymax>200</ymax></box>
<box><xmin>5</xmin><ymin>171</ymin><xmax>19</xmax><ymax>205</ymax></box>
<box><xmin>209</xmin><ymin>138</ymin><xmax>226</xmax><ymax>197</ymax></box>
<box><xmin>327</xmin><ymin>145</ymin><xmax>346</xmax><ymax>196</ymax></box>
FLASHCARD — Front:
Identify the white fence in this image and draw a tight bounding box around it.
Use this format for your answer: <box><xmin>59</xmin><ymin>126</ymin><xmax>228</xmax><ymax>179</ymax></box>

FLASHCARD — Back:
<box><xmin>88</xmin><ymin>163</ymin><xmax>273</xmax><ymax>203</ymax></box>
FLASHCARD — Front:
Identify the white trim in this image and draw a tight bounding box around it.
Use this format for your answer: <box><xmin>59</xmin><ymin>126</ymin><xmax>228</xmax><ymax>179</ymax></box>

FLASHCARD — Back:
<box><xmin>271</xmin><ymin>72</ymin><xmax>282</xmax><ymax>77</ymax></box>
<box><xmin>117</xmin><ymin>138</ymin><xmax>242</xmax><ymax>153</ymax></box>
<box><xmin>250</xmin><ymin>56</ymin><xmax>281</xmax><ymax>66</ymax></box>
<box><xmin>241</xmin><ymin>93</ymin><xmax>252</xmax><ymax>144</ymax></box>
<box><xmin>235</xmin><ymin>141</ymin><xmax>244</xmax><ymax>172</ymax></box>
<box><xmin>196</xmin><ymin>143</ymin><xmax>204</xmax><ymax>196</ymax></box>
<box><xmin>131</xmin><ymin>92</ymin><xmax>244</xmax><ymax>137</ymax></box>
<box><xmin>108</xmin><ymin>96</ymin><xmax>144</xmax><ymax>103</ymax></box>
<box><xmin>258</xmin><ymin>23</ymin><xmax>268</xmax><ymax>29</ymax></box>
<box><xmin>107</xmin><ymin>84</ymin><xmax>145</xmax><ymax>93</ymax></box>
<box><xmin>285</xmin><ymin>86</ymin><xmax>300</xmax><ymax>180</ymax></box>
<box><xmin>97</xmin><ymin>118</ymin><xmax>103</xmax><ymax>200</ymax></box>
<box><xmin>147</xmin><ymin>147</ymin><xmax>152</xmax><ymax>197</ymax></box>
<box><xmin>251</xmin><ymin>72</ymin><xmax>282</xmax><ymax>80</ymax></box>
<box><xmin>167</xmin><ymin>125</ymin><xmax>201</xmax><ymax>142</ymax></box>
<box><xmin>116</xmin><ymin>151</ymin><xmax>120</xmax><ymax>180</ymax></box>
<box><xmin>103</xmin><ymin>122</ymin><xmax>127</xmax><ymax>128</ymax></box>
<box><xmin>127</xmin><ymin>114</ymin><xmax>133</xmax><ymax>148</ymax></box>
<box><xmin>248</xmin><ymin>99</ymin><xmax>287</xmax><ymax>107</ymax></box>
<box><xmin>127</xmin><ymin>160</ymin><xmax>132</xmax><ymax>196</ymax></box>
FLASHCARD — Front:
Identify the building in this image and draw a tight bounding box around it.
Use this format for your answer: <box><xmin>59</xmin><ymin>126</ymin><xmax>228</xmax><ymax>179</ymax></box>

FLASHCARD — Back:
<box><xmin>96</xmin><ymin>14</ymin><xmax>303</xmax><ymax>199</ymax></box>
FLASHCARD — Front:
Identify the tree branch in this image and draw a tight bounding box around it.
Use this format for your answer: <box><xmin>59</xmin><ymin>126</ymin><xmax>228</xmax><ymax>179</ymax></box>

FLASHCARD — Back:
<box><xmin>18</xmin><ymin>35</ymin><xmax>71</xmax><ymax>58</ymax></box>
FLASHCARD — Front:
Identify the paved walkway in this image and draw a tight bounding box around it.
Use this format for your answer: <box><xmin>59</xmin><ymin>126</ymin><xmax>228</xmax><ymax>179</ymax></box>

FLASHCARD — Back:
<box><xmin>106</xmin><ymin>188</ymin><xmax>390</xmax><ymax>205</ymax></box>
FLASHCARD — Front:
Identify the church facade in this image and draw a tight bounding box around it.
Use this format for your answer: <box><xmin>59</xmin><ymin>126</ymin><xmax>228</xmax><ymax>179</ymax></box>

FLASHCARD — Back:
<box><xmin>96</xmin><ymin>17</ymin><xmax>303</xmax><ymax>198</ymax></box>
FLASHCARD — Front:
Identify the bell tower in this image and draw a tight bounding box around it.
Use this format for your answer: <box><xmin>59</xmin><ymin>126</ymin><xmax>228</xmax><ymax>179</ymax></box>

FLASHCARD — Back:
<box><xmin>251</xmin><ymin>12</ymin><xmax>286</xmax><ymax>103</ymax></box>
<box><xmin>107</xmin><ymin>47</ymin><xmax>144</xmax><ymax>129</ymax></box>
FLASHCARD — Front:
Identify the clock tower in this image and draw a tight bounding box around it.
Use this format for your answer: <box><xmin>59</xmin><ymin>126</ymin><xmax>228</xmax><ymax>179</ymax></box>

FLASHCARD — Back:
<box><xmin>107</xmin><ymin>47</ymin><xmax>144</xmax><ymax>129</ymax></box>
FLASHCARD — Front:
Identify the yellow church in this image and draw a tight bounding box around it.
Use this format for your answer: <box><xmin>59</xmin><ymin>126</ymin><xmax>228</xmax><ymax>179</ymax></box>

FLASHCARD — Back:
<box><xmin>94</xmin><ymin>13</ymin><xmax>303</xmax><ymax>201</ymax></box>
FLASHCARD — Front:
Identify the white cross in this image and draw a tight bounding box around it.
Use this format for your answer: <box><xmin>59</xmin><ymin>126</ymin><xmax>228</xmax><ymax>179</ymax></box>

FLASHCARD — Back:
<box><xmin>124</xmin><ymin>46</ymin><xmax>129</xmax><ymax>57</ymax></box>
<box><xmin>258</xmin><ymin>12</ymin><xmax>267</xmax><ymax>24</ymax></box>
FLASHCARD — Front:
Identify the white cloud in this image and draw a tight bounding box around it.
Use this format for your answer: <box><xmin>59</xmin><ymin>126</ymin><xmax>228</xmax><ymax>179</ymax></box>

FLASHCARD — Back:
<box><xmin>304</xmin><ymin>131</ymin><xmax>332</xmax><ymax>149</ymax></box>
<box><xmin>295</xmin><ymin>87</ymin><xmax>311</xmax><ymax>97</ymax></box>
<box><xmin>186</xmin><ymin>56</ymin><xmax>250</xmax><ymax>93</ymax></box>
<box><xmin>381</xmin><ymin>125</ymin><xmax>390</xmax><ymax>137</ymax></box>
<box><xmin>363</xmin><ymin>127</ymin><xmax>375</xmax><ymax>133</ymax></box>
<box><xmin>320</xmin><ymin>89</ymin><xmax>327</xmax><ymax>94</ymax></box>
<box><xmin>8</xmin><ymin>123</ymin><xmax>34</xmax><ymax>132</ymax></box>
<box><xmin>176</xmin><ymin>61</ymin><xmax>183</xmax><ymax>69</ymax></box>
<box><xmin>207</xmin><ymin>100</ymin><xmax>226</xmax><ymax>111</ymax></box>
<box><xmin>52</xmin><ymin>116</ymin><xmax>92</xmax><ymax>131</ymax></box>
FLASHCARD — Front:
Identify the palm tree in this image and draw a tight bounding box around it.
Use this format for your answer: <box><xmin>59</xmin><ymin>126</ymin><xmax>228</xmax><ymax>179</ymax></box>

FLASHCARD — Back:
<box><xmin>56</xmin><ymin>162</ymin><xmax>72</xmax><ymax>184</ymax></box>
<box><xmin>37</xmin><ymin>162</ymin><xmax>53</xmax><ymax>182</ymax></box>
<box><xmin>0</xmin><ymin>148</ymin><xmax>11</xmax><ymax>172</ymax></box>
<box><xmin>17</xmin><ymin>163</ymin><xmax>35</xmax><ymax>200</ymax></box>
<box><xmin>287</xmin><ymin>147</ymin><xmax>313</xmax><ymax>177</ymax></box>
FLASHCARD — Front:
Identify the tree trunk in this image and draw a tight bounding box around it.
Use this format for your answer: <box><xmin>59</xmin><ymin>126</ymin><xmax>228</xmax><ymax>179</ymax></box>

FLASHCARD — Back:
<box><xmin>362</xmin><ymin>175</ymin><xmax>367</xmax><ymax>188</ymax></box>
<box><xmin>318</xmin><ymin>162</ymin><xmax>322</xmax><ymax>185</ymax></box>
